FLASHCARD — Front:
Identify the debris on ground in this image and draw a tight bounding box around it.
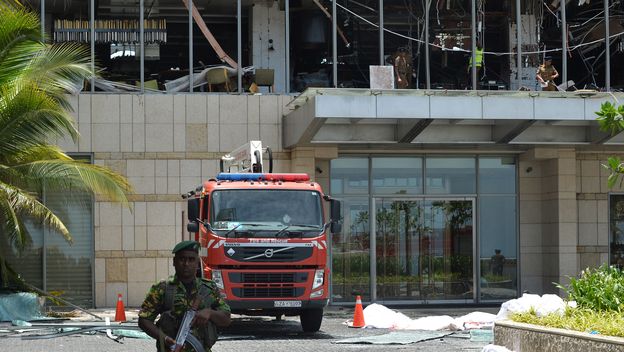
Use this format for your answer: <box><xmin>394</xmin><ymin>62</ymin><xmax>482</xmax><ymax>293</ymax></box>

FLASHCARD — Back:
<box><xmin>345</xmin><ymin>303</ymin><xmax>496</xmax><ymax>331</ymax></box>
<box><xmin>481</xmin><ymin>344</ymin><xmax>514</xmax><ymax>352</ymax></box>
<box><xmin>0</xmin><ymin>293</ymin><xmax>47</xmax><ymax>322</ymax></box>
<box><xmin>496</xmin><ymin>293</ymin><xmax>576</xmax><ymax>320</ymax></box>
<box><xmin>334</xmin><ymin>330</ymin><xmax>451</xmax><ymax>345</ymax></box>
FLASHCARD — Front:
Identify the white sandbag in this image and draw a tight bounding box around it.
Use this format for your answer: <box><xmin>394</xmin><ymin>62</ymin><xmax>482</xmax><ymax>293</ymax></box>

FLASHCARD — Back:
<box><xmin>534</xmin><ymin>294</ymin><xmax>565</xmax><ymax>317</ymax></box>
<box><xmin>481</xmin><ymin>344</ymin><xmax>514</xmax><ymax>352</ymax></box>
<box><xmin>395</xmin><ymin>315</ymin><xmax>455</xmax><ymax>331</ymax></box>
<box><xmin>450</xmin><ymin>311</ymin><xmax>497</xmax><ymax>331</ymax></box>
<box><xmin>496</xmin><ymin>293</ymin><xmax>542</xmax><ymax>320</ymax></box>
<box><xmin>362</xmin><ymin>303</ymin><xmax>412</xmax><ymax>329</ymax></box>
<box><xmin>496</xmin><ymin>293</ymin><xmax>572</xmax><ymax>320</ymax></box>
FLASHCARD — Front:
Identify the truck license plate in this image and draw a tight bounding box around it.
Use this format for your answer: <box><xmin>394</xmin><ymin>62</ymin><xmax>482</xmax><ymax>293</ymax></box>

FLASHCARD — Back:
<box><xmin>274</xmin><ymin>300</ymin><xmax>302</xmax><ymax>308</ymax></box>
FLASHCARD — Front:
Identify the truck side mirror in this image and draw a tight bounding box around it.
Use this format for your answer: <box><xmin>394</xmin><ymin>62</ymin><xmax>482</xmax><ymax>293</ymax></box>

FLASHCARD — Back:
<box><xmin>329</xmin><ymin>199</ymin><xmax>342</xmax><ymax>233</ymax></box>
<box><xmin>187</xmin><ymin>198</ymin><xmax>200</xmax><ymax>233</ymax></box>
<box><xmin>187</xmin><ymin>198</ymin><xmax>199</xmax><ymax>221</ymax></box>
<box><xmin>187</xmin><ymin>221</ymin><xmax>199</xmax><ymax>233</ymax></box>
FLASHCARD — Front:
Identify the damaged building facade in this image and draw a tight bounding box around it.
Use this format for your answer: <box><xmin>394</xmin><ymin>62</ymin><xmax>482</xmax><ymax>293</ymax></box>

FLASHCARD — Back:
<box><xmin>8</xmin><ymin>0</ymin><xmax>624</xmax><ymax>308</ymax></box>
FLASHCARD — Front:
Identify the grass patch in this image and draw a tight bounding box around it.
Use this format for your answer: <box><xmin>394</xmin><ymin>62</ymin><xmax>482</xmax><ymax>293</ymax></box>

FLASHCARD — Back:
<box><xmin>511</xmin><ymin>308</ymin><xmax>624</xmax><ymax>338</ymax></box>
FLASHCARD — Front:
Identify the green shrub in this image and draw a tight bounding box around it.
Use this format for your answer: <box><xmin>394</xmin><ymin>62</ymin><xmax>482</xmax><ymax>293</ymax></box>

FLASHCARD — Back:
<box><xmin>511</xmin><ymin>308</ymin><xmax>624</xmax><ymax>337</ymax></box>
<box><xmin>557</xmin><ymin>264</ymin><xmax>624</xmax><ymax>312</ymax></box>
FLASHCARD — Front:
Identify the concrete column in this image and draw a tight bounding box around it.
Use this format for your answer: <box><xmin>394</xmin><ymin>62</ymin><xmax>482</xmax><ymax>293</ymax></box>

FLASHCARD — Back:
<box><xmin>251</xmin><ymin>1</ymin><xmax>286</xmax><ymax>93</ymax></box>
<box><xmin>519</xmin><ymin>148</ymin><xmax>578</xmax><ymax>295</ymax></box>
<box><xmin>290</xmin><ymin>147</ymin><xmax>315</xmax><ymax>176</ymax></box>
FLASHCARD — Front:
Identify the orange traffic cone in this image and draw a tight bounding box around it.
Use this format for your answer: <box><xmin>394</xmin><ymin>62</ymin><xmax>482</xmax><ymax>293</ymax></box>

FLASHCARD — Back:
<box><xmin>350</xmin><ymin>295</ymin><xmax>365</xmax><ymax>328</ymax></box>
<box><xmin>114</xmin><ymin>293</ymin><xmax>127</xmax><ymax>322</ymax></box>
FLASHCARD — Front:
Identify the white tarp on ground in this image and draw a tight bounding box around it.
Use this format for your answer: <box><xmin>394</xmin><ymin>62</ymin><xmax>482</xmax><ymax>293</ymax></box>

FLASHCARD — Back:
<box><xmin>496</xmin><ymin>293</ymin><xmax>576</xmax><ymax>320</ymax></box>
<box><xmin>358</xmin><ymin>303</ymin><xmax>496</xmax><ymax>331</ymax></box>
<box><xmin>353</xmin><ymin>294</ymin><xmax>574</xmax><ymax>331</ymax></box>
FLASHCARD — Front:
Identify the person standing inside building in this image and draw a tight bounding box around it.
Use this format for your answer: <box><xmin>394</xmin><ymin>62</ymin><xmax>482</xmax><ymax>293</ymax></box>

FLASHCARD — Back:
<box><xmin>394</xmin><ymin>47</ymin><xmax>410</xmax><ymax>89</ymax></box>
<box><xmin>490</xmin><ymin>249</ymin><xmax>506</xmax><ymax>276</ymax></box>
<box><xmin>467</xmin><ymin>42</ymin><xmax>484</xmax><ymax>88</ymax></box>
<box><xmin>536</xmin><ymin>56</ymin><xmax>559</xmax><ymax>91</ymax></box>
<box><xmin>138</xmin><ymin>240</ymin><xmax>231</xmax><ymax>352</ymax></box>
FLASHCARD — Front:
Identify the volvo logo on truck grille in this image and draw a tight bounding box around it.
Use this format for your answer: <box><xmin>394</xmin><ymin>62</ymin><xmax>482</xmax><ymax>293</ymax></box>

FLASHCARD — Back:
<box><xmin>223</xmin><ymin>243</ymin><xmax>314</xmax><ymax>262</ymax></box>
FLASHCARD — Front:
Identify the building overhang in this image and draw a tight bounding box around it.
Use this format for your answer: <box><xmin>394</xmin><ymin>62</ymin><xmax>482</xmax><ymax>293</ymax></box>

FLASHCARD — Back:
<box><xmin>282</xmin><ymin>88</ymin><xmax>624</xmax><ymax>150</ymax></box>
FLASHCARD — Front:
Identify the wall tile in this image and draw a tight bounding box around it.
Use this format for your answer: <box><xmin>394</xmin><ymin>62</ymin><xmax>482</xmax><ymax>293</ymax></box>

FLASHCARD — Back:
<box><xmin>100</xmin><ymin>202</ymin><xmax>123</xmax><ymax>226</ymax></box>
<box><xmin>187</xmin><ymin>95</ymin><xmax>207</xmax><ymax>123</ymax></box>
<box><xmin>173</xmin><ymin>95</ymin><xmax>186</xmax><ymax>124</ymax></box>
<box><xmin>128</xmin><ymin>258</ymin><xmax>156</xmax><ymax>283</ymax></box>
<box><xmin>120</xmin><ymin>95</ymin><xmax>133</xmax><ymax>123</ymax></box>
<box><xmin>181</xmin><ymin>159</ymin><xmax>202</xmax><ymax>177</ymax></box>
<box><xmin>106</xmin><ymin>258</ymin><xmax>127</xmax><ymax>282</ymax></box>
<box><xmin>260</xmin><ymin>124</ymin><xmax>279</xmax><ymax>151</ymax></box>
<box><xmin>146</xmin><ymin>124</ymin><xmax>174</xmax><ymax>152</ymax></box>
<box><xmin>92</xmin><ymin>123</ymin><xmax>120</xmax><ymax>152</ymax></box>
<box><xmin>92</xmin><ymin>95</ymin><xmax>120</xmax><ymax>123</ymax></box>
<box><xmin>259</xmin><ymin>95</ymin><xmax>280</xmax><ymax>124</ymax></box>
<box><xmin>147</xmin><ymin>225</ymin><xmax>176</xmax><ymax>250</ymax></box>
<box><xmin>128</xmin><ymin>281</ymin><xmax>153</xmax><ymax>307</ymax></box>
<box><xmin>128</xmin><ymin>176</ymin><xmax>155</xmax><ymax>195</ymax></box>
<box><xmin>78</xmin><ymin>94</ymin><xmax>91</xmax><ymax>124</ymax></box>
<box><xmin>247</xmin><ymin>95</ymin><xmax>260</xmax><ymax>124</ymax></box>
<box><xmin>220</xmin><ymin>95</ymin><xmax>247</xmax><ymax>124</ymax></box>
<box><xmin>207</xmin><ymin>123</ymin><xmax>220</xmax><ymax>151</ymax></box>
<box><xmin>578</xmin><ymin>200</ymin><xmax>597</xmax><ymax>223</ymax></box>
<box><xmin>146</xmin><ymin>202</ymin><xmax>176</xmax><ymax>226</ymax></box>
<box><xmin>100</xmin><ymin>226</ymin><xmax>122</xmax><ymax>250</ymax></box>
<box><xmin>206</xmin><ymin>95</ymin><xmax>219</xmax><ymax>124</ymax></box>
<box><xmin>106</xmin><ymin>282</ymin><xmax>128</xmax><ymax>307</ymax></box>
<box><xmin>581</xmin><ymin>160</ymin><xmax>600</xmax><ymax>177</ymax></box>
<box><xmin>155</xmin><ymin>176</ymin><xmax>168</xmax><ymax>193</ymax></box>
<box><xmin>578</xmin><ymin>223</ymin><xmax>598</xmax><ymax>246</ymax></box>
<box><xmin>120</xmin><ymin>123</ymin><xmax>133</xmax><ymax>152</ymax></box>
<box><xmin>132</xmin><ymin>95</ymin><xmax>145</xmax><ymax>123</ymax></box>
<box><xmin>186</xmin><ymin>124</ymin><xmax>208</xmax><ymax>152</ymax></box>
<box><xmin>174</xmin><ymin>123</ymin><xmax>186</xmax><ymax>152</ymax></box>
<box><xmin>132</xmin><ymin>123</ymin><xmax>145</xmax><ymax>152</ymax></box>
<box><xmin>135</xmin><ymin>225</ymin><xmax>147</xmax><ymax>250</ymax></box>
<box><xmin>127</xmin><ymin>160</ymin><xmax>154</xmax><ymax>177</ymax></box>
<box><xmin>168</xmin><ymin>160</ymin><xmax>180</xmax><ymax>177</ymax></box>
<box><xmin>95</xmin><ymin>258</ymin><xmax>105</xmax><ymax>283</ymax></box>
<box><xmin>168</xmin><ymin>176</ymin><xmax>181</xmax><ymax>195</ymax></box>
<box><xmin>122</xmin><ymin>225</ymin><xmax>135</xmax><ymax>250</ymax></box>
<box><xmin>95</xmin><ymin>282</ymin><xmax>106</xmax><ymax>308</ymax></box>
<box><xmin>145</xmin><ymin>95</ymin><xmax>174</xmax><ymax>123</ymax></box>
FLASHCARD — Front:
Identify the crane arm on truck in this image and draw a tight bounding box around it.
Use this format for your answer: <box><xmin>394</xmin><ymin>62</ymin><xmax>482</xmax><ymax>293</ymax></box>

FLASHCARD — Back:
<box><xmin>220</xmin><ymin>140</ymin><xmax>273</xmax><ymax>174</ymax></box>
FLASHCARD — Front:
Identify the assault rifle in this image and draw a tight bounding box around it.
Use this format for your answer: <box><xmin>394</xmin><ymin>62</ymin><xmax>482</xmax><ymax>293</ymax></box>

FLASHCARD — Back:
<box><xmin>170</xmin><ymin>295</ymin><xmax>202</xmax><ymax>352</ymax></box>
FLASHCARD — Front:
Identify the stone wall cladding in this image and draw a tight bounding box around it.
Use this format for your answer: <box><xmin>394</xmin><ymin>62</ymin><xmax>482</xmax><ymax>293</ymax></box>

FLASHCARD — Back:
<box><xmin>71</xmin><ymin>94</ymin><xmax>300</xmax><ymax>307</ymax></box>
<box><xmin>495</xmin><ymin>320</ymin><xmax>624</xmax><ymax>352</ymax></box>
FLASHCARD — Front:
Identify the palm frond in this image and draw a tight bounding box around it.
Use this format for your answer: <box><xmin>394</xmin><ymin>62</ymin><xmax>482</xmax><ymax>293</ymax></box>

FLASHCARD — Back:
<box><xmin>0</xmin><ymin>181</ymin><xmax>71</xmax><ymax>247</ymax></box>
<box><xmin>0</xmin><ymin>5</ymin><xmax>41</xmax><ymax>86</ymax></box>
<box><xmin>11</xmin><ymin>158</ymin><xmax>133</xmax><ymax>205</ymax></box>
<box><xmin>26</xmin><ymin>42</ymin><xmax>92</xmax><ymax>96</ymax></box>
<box><xmin>0</xmin><ymin>87</ymin><xmax>79</xmax><ymax>156</ymax></box>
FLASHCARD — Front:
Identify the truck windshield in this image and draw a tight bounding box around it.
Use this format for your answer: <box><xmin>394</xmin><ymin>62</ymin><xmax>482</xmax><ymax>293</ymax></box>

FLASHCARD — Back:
<box><xmin>210</xmin><ymin>190</ymin><xmax>323</xmax><ymax>238</ymax></box>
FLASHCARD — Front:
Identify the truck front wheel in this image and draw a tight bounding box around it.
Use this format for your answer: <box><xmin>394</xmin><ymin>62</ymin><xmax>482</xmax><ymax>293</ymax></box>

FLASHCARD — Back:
<box><xmin>299</xmin><ymin>308</ymin><xmax>323</xmax><ymax>332</ymax></box>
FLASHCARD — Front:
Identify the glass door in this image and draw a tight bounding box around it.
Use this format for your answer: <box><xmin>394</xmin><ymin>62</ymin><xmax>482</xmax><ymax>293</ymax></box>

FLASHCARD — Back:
<box><xmin>374</xmin><ymin>198</ymin><xmax>474</xmax><ymax>303</ymax></box>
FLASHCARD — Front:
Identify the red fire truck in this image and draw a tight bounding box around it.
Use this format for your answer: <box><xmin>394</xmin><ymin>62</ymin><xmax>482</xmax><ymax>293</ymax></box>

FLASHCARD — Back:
<box><xmin>184</xmin><ymin>141</ymin><xmax>341</xmax><ymax>332</ymax></box>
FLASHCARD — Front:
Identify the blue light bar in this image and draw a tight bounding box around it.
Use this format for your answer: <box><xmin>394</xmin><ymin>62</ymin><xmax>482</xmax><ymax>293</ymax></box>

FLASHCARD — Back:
<box><xmin>217</xmin><ymin>173</ymin><xmax>264</xmax><ymax>181</ymax></box>
<box><xmin>216</xmin><ymin>173</ymin><xmax>311</xmax><ymax>182</ymax></box>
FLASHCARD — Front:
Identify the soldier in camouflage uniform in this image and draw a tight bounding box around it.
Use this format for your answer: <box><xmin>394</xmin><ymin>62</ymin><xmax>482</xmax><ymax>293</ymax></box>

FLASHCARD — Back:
<box><xmin>138</xmin><ymin>240</ymin><xmax>231</xmax><ymax>352</ymax></box>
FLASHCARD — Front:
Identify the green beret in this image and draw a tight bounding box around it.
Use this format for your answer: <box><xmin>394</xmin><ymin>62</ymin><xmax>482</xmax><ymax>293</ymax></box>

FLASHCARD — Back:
<box><xmin>172</xmin><ymin>240</ymin><xmax>200</xmax><ymax>254</ymax></box>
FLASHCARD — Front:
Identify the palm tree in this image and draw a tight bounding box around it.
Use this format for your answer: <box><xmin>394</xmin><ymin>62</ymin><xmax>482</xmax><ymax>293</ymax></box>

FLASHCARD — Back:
<box><xmin>0</xmin><ymin>3</ymin><xmax>133</xmax><ymax>287</ymax></box>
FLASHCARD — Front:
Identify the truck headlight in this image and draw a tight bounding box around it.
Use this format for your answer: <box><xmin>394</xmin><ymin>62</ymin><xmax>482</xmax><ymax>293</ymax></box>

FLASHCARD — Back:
<box><xmin>211</xmin><ymin>270</ymin><xmax>224</xmax><ymax>290</ymax></box>
<box><xmin>312</xmin><ymin>269</ymin><xmax>324</xmax><ymax>290</ymax></box>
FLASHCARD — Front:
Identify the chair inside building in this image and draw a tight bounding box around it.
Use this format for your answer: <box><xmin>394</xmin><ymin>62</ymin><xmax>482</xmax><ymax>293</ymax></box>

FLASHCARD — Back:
<box><xmin>205</xmin><ymin>67</ymin><xmax>231</xmax><ymax>92</ymax></box>
<box><xmin>254</xmin><ymin>69</ymin><xmax>275</xmax><ymax>92</ymax></box>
